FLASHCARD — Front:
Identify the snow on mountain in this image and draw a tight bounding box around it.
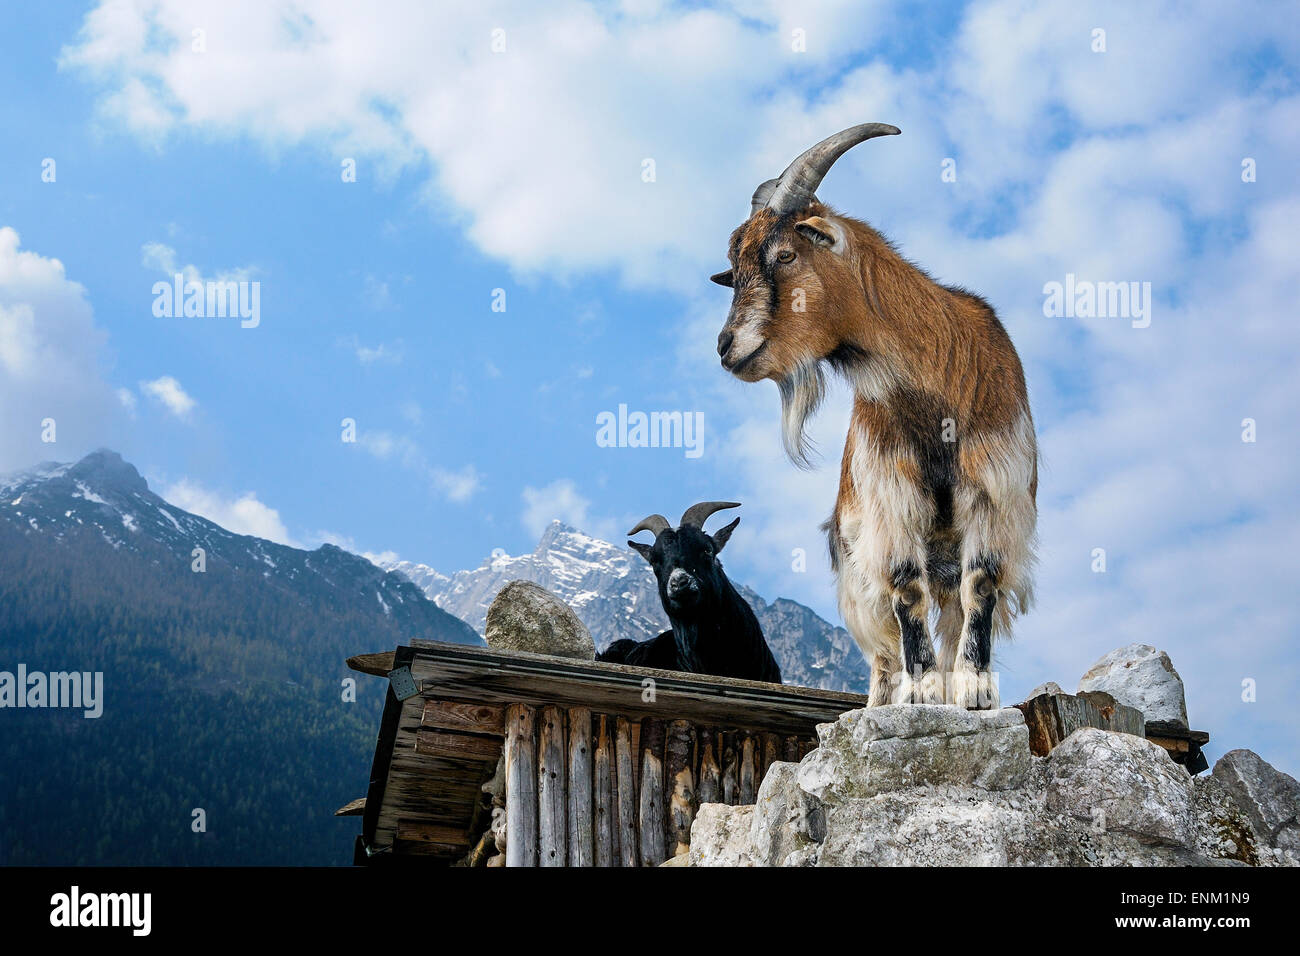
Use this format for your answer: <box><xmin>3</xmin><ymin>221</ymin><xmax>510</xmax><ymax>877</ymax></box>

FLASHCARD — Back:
<box><xmin>385</xmin><ymin>520</ymin><xmax>871</xmax><ymax>694</ymax></box>
<box><xmin>387</xmin><ymin>520</ymin><xmax>668</xmax><ymax>646</ymax></box>
<box><xmin>1</xmin><ymin>449</ymin><xmax>481</xmax><ymax>646</ymax></box>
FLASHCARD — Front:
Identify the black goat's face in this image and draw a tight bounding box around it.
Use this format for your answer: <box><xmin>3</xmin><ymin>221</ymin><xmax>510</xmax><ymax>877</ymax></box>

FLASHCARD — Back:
<box><xmin>630</xmin><ymin>519</ymin><xmax>739</xmax><ymax>618</ymax></box>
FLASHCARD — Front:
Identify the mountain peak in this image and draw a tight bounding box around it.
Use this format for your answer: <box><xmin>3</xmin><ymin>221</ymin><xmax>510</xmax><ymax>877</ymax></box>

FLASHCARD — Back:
<box><xmin>68</xmin><ymin>449</ymin><xmax>149</xmax><ymax>495</ymax></box>
<box><xmin>535</xmin><ymin>519</ymin><xmax>580</xmax><ymax>548</ymax></box>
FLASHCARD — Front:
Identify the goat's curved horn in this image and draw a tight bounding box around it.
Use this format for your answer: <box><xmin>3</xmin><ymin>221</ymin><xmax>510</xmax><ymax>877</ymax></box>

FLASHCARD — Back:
<box><xmin>628</xmin><ymin>514</ymin><xmax>671</xmax><ymax>537</ymax></box>
<box><xmin>763</xmin><ymin>123</ymin><xmax>900</xmax><ymax>215</ymax></box>
<box><xmin>679</xmin><ymin>501</ymin><xmax>741</xmax><ymax>529</ymax></box>
<box><xmin>750</xmin><ymin>178</ymin><xmax>781</xmax><ymax>216</ymax></box>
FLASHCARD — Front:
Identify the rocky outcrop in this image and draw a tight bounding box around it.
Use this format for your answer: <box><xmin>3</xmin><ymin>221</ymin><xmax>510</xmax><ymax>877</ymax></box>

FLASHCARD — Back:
<box><xmin>1077</xmin><ymin>643</ymin><xmax>1188</xmax><ymax>727</ymax></box>
<box><xmin>796</xmin><ymin>705</ymin><xmax>1030</xmax><ymax>803</ymax></box>
<box><xmin>1209</xmin><ymin>749</ymin><xmax>1300</xmax><ymax>865</ymax></box>
<box><xmin>689</xmin><ymin>702</ymin><xmax>1296</xmax><ymax>867</ymax></box>
<box><xmin>1044</xmin><ymin>728</ymin><xmax>1193</xmax><ymax>846</ymax></box>
<box><xmin>483</xmin><ymin>580</ymin><xmax>596</xmax><ymax>660</ymax></box>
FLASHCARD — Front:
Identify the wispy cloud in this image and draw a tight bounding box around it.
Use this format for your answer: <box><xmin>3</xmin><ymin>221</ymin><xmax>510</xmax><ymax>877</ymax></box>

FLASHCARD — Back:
<box><xmin>355</xmin><ymin>427</ymin><xmax>480</xmax><ymax>504</ymax></box>
<box><xmin>139</xmin><ymin>375</ymin><xmax>195</xmax><ymax>420</ymax></box>
<box><xmin>162</xmin><ymin>478</ymin><xmax>295</xmax><ymax>546</ymax></box>
<box><xmin>140</xmin><ymin>241</ymin><xmax>255</xmax><ymax>285</ymax></box>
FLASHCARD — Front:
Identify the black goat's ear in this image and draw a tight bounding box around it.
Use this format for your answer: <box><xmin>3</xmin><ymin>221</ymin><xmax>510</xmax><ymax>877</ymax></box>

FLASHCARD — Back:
<box><xmin>628</xmin><ymin>540</ymin><xmax>654</xmax><ymax>564</ymax></box>
<box><xmin>710</xmin><ymin>269</ymin><xmax>734</xmax><ymax>287</ymax></box>
<box><xmin>711</xmin><ymin>517</ymin><xmax>740</xmax><ymax>553</ymax></box>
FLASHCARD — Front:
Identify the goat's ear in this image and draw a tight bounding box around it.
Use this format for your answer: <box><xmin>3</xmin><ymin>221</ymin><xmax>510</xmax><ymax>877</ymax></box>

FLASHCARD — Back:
<box><xmin>711</xmin><ymin>517</ymin><xmax>740</xmax><ymax>553</ymax></box>
<box><xmin>710</xmin><ymin>269</ymin><xmax>734</xmax><ymax>287</ymax></box>
<box><xmin>628</xmin><ymin>539</ymin><xmax>654</xmax><ymax>564</ymax></box>
<box><xmin>795</xmin><ymin>216</ymin><xmax>844</xmax><ymax>253</ymax></box>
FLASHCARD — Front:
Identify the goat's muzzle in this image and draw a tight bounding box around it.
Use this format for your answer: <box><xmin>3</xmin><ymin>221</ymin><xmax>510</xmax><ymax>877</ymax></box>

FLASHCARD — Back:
<box><xmin>666</xmin><ymin>568</ymin><xmax>700</xmax><ymax>606</ymax></box>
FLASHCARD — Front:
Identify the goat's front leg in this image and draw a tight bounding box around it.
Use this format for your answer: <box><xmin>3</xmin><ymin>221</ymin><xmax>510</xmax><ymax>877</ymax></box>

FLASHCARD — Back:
<box><xmin>889</xmin><ymin>560</ymin><xmax>944</xmax><ymax>704</ymax></box>
<box><xmin>949</xmin><ymin>555</ymin><xmax>1000</xmax><ymax>710</ymax></box>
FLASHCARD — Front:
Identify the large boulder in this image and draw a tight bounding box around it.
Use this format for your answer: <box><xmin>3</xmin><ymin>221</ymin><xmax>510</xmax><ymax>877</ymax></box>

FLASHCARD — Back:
<box><xmin>797</xmin><ymin>704</ymin><xmax>1031</xmax><ymax>804</ymax></box>
<box><xmin>1211</xmin><ymin>749</ymin><xmax>1300</xmax><ymax>864</ymax></box>
<box><xmin>483</xmin><ymin>580</ymin><xmax>596</xmax><ymax>660</ymax></box>
<box><xmin>690</xmin><ymin>702</ymin><xmax>1297</xmax><ymax>867</ymax></box>
<box><xmin>1045</xmin><ymin>727</ymin><xmax>1194</xmax><ymax>846</ymax></box>
<box><xmin>816</xmin><ymin>786</ymin><xmax>1038</xmax><ymax>866</ymax></box>
<box><xmin>1077</xmin><ymin>643</ymin><xmax>1188</xmax><ymax>727</ymax></box>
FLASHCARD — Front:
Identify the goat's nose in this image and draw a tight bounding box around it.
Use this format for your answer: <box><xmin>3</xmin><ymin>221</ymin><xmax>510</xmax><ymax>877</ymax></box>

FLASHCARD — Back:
<box><xmin>717</xmin><ymin>330</ymin><xmax>734</xmax><ymax>359</ymax></box>
<box><xmin>667</xmin><ymin>568</ymin><xmax>696</xmax><ymax>594</ymax></box>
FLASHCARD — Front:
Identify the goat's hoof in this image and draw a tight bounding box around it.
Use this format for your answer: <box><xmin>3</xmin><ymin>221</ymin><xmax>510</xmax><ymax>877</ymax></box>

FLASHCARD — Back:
<box><xmin>948</xmin><ymin>667</ymin><xmax>1000</xmax><ymax>710</ymax></box>
<box><xmin>890</xmin><ymin>669</ymin><xmax>946</xmax><ymax>705</ymax></box>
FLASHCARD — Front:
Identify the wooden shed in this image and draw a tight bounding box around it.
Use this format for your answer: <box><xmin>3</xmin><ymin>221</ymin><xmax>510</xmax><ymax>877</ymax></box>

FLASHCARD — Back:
<box><xmin>345</xmin><ymin>639</ymin><xmax>866</xmax><ymax>866</ymax></box>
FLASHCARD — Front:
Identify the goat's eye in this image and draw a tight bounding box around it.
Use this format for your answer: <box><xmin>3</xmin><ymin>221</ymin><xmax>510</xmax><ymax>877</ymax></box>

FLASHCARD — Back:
<box><xmin>777</xmin><ymin>250</ymin><xmax>795</xmax><ymax>263</ymax></box>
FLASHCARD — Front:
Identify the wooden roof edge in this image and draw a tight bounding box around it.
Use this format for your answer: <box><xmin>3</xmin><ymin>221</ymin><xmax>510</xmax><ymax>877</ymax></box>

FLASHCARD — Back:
<box><xmin>403</xmin><ymin>638</ymin><xmax>870</xmax><ymax>708</ymax></box>
<box><xmin>335</xmin><ymin>797</ymin><xmax>366</xmax><ymax>817</ymax></box>
<box><xmin>347</xmin><ymin>651</ymin><xmax>396</xmax><ymax>678</ymax></box>
<box><xmin>1145</xmin><ymin>719</ymin><xmax>1210</xmax><ymax>745</ymax></box>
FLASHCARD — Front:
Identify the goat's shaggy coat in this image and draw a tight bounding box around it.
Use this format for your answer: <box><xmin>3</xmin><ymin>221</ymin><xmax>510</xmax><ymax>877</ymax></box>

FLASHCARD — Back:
<box><xmin>714</xmin><ymin>127</ymin><xmax>1037</xmax><ymax>709</ymax></box>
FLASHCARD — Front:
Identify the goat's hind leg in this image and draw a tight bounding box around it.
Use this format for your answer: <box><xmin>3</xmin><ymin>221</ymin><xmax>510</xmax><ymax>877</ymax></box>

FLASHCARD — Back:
<box><xmin>949</xmin><ymin>555</ymin><xmax>1000</xmax><ymax>709</ymax></box>
<box><xmin>889</xmin><ymin>561</ymin><xmax>944</xmax><ymax>704</ymax></box>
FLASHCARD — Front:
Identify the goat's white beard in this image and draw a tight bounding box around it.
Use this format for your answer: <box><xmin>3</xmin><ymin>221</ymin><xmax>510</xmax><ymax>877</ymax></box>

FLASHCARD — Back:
<box><xmin>778</xmin><ymin>357</ymin><xmax>826</xmax><ymax>469</ymax></box>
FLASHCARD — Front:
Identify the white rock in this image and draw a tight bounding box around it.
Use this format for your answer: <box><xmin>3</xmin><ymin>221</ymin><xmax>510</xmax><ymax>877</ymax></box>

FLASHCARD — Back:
<box><xmin>483</xmin><ymin>579</ymin><xmax>596</xmax><ymax>660</ymax></box>
<box><xmin>688</xmin><ymin>804</ymin><xmax>756</xmax><ymax>867</ymax></box>
<box><xmin>796</xmin><ymin>704</ymin><xmax>1031</xmax><ymax>804</ymax></box>
<box><xmin>816</xmin><ymin>787</ymin><xmax>1036</xmax><ymax>866</ymax></box>
<box><xmin>1045</xmin><ymin>727</ymin><xmax>1193</xmax><ymax>846</ymax></box>
<box><xmin>749</xmin><ymin>762</ymin><xmax>824</xmax><ymax>866</ymax></box>
<box><xmin>1077</xmin><ymin>643</ymin><xmax>1187</xmax><ymax>727</ymax></box>
<box><xmin>1025</xmin><ymin>681</ymin><xmax>1063</xmax><ymax>700</ymax></box>
<box><xmin>1211</xmin><ymin>749</ymin><xmax>1300</xmax><ymax>864</ymax></box>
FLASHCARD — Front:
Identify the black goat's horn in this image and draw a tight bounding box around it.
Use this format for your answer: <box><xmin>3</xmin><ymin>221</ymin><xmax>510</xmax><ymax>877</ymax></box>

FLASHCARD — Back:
<box><xmin>628</xmin><ymin>514</ymin><xmax>671</xmax><ymax>537</ymax></box>
<box><xmin>761</xmin><ymin>123</ymin><xmax>900</xmax><ymax>216</ymax></box>
<box><xmin>679</xmin><ymin>501</ymin><xmax>740</xmax><ymax>529</ymax></box>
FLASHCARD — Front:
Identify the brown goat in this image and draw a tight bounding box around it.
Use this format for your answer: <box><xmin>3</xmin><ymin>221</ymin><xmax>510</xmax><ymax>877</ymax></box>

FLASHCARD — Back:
<box><xmin>713</xmin><ymin>124</ymin><xmax>1037</xmax><ymax>709</ymax></box>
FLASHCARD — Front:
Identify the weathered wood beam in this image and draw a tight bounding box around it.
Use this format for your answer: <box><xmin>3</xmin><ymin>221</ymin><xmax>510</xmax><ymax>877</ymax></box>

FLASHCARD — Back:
<box><xmin>421</xmin><ymin>699</ymin><xmax>504</xmax><ymax>736</ymax></box>
<box><xmin>538</xmin><ymin>705</ymin><xmax>568</xmax><ymax>867</ymax></box>
<box><xmin>414</xmin><ymin>729</ymin><xmax>503</xmax><ymax>762</ymax></box>
<box><xmin>1015</xmin><ymin>691</ymin><xmax>1144</xmax><ymax>757</ymax></box>
<box><xmin>615</xmin><ymin>717</ymin><xmax>639</xmax><ymax>867</ymax></box>
<box><xmin>346</xmin><ymin>651</ymin><xmax>395</xmax><ymax>677</ymax></box>
<box><xmin>593</xmin><ymin>714</ymin><xmax>615</xmax><ymax>867</ymax></box>
<box><xmin>697</xmin><ymin>728</ymin><xmax>721</xmax><ymax>806</ymax></box>
<box><xmin>334</xmin><ymin>797</ymin><xmax>366</xmax><ymax>817</ymax></box>
<box><xmin>665</xmin><ymin>719</ymin><xmax>696</xmax><ymax>858</ymax></box>
<box><xmin>721</xmin><ymin>732</ymin><xmax>739</xmax><ymax>805</ymax></box>
<box><xmin>638</xmin><ymin>717</ymin><xmax>667</xmax><ymax>867</ymax></box>
<box><xmin>505</xmin><ymin>703</ymin><xmax>538</xmax><ymax>867</ymax></box>
<box><xmin>567</xmin><ymin>706</ymin><xmax>594</xmax><ymax>867</ymax></box>
<box><xmin>739</xmin><ymin>732</ymin><xmax>757</xmax><ymax>804</ymax></box>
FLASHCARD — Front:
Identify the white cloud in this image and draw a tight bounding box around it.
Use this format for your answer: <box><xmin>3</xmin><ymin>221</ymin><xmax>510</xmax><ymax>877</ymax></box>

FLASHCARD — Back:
<box><xmin>432</xmin><ymin>464</ymin><xmax>481</xmax><ymax>504</ymax></box>
<box><xmin>521</xmin><ymin>478</ymin><xmax>617</xmax><ymax>540</ymax></box>
<box><xmin>163</xmin><ymin>478</ymin><xmax>296</xmax><ymax>545</ymax></box>
<box><xmin>140</xmin><ymin>241</ymin><xmax>254</xmax><ymax>285</ymax></box>
<box><xmin>355</xmin><ymin>427</ymin><xmax>480</xmax><ymax>503</ymax></box>
<box><xmin>340</xmin><ymin>336</ymin><xmax>402</xmax><ymax>365</ymax></box>
<box><xmin>139</xmin><ymin>375</ymin><xmax>196</xmax><ymax>419</ymax></box>
<box><xmin>59</xmin><ymin>1</ymin><xmax>898</xmax><ymax>288</ymax></box>
<box><xmin>0</xmin><ymin>227</ymin><xmax>119</xmax><ymax>470</ymax></box>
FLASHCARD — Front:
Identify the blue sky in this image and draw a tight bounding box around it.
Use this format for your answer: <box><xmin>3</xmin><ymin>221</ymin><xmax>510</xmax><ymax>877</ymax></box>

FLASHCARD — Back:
<box><xmin>2</xmin><ymin>1</ymin><xmax>1298</xmax><ymax>775</ymax></box>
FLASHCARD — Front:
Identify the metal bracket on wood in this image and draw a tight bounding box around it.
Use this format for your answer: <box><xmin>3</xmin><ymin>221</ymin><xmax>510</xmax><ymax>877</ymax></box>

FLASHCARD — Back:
<box><xmin>387</xmin><ymin>665</ymin><xmax>420</xmax><ymax>701</ymax></box>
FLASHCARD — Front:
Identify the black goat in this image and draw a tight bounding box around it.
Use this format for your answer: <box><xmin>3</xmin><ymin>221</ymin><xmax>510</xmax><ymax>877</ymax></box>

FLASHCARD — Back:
<box><xmin>597</xmin><ymin>502</ymin><xmax>782</xmax><ymax>684</ymax></box>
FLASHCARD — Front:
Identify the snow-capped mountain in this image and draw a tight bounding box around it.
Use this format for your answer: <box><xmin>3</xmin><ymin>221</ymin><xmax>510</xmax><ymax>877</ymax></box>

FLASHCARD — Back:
<box><xmin>1</xmin><ymin>449</ymin><xmax>481</xmax><ymax>646</ymax></box>
<box><xmin>385</xmin><ymin>520</ymin><xmax>871</xmax><ymax>694</ymax></box>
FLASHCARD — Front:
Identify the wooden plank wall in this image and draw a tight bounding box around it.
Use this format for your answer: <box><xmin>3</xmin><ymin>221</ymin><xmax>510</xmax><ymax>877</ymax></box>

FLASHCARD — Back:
<box><xmin>500</xmin><ymin>704</ymin><xmax>812</xmax><ymax>867</ymax></box>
